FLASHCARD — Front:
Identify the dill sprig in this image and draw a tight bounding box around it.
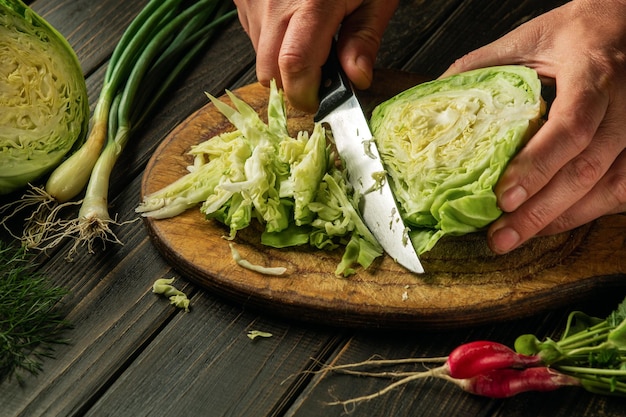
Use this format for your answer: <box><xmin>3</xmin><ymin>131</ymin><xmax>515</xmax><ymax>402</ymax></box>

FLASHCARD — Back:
<box><xmin>0</xmin><ymin>242</ymin><xmax>72</xmax><ymax>384</ymax></box>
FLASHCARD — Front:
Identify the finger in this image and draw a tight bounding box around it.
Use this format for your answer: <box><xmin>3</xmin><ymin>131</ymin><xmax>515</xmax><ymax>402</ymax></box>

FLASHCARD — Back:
<box><xmin>487</xmin><ymin>77</ymin><xmax>611</xmax><ymax>254</ymax></box>
<box><xmin>234</xmin><ymin>0</ymin><xmax>265</xmax><ymax>53</ymax></box>
<box><xmin>277</xmin><ymin>4</ymin><xmax>347</xmax><ymax>112</ymax></box>
<box><xmin>496</xmin><ymin>72</ymin><xmax>610</xmax><ymax>213</ymax></box>
<box><xmin>233</xmin><ymin>0</ymin><xmax>251</xmax><ymax>38</ymax></box>
<box><xmin>254</xmin><ymin>5</ymin><xmax>293</xmax><ymax>89</ymax></box>
<box><xmin>337</xmin><ymin>0</ymin><xmax>399</xmax><ymax>90</ymax></box>
<box><xmin>540</xmin><ymin>148</ymin><xmax>626</xmax><ymax>235</ymax></box>
<box><xmin>438</xmin><ymin>8</ymin><xmax>560</xmax><ymax>80</ymax></box>
<box><xmin>500</xmin><ymin>112</ymin><xmax>621</xmax><ymax>235</ymax></box>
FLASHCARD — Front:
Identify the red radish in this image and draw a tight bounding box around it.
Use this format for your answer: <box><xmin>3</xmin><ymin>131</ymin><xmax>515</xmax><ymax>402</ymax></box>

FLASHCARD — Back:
<box><xmin>458</xmin><ymin>367</ymin><xmax>581</xmax><ymax>398</ymax></box>
<box><xmin>445</xmin><ymin>341</ymin><xmax>543</xmax><ymax>379</ymax></box>
<box><xmin>325</xmin><ymin>340</ymin><xmax>589</xmax><ymax>407</ymax></box>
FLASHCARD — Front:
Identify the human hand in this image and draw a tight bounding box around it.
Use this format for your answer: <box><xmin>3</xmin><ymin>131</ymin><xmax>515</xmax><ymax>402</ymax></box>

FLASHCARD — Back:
<box><xmin>440</xmin><ymin>0</ymin><xmax>626</xmax><ymax>254</ymax></box>
<box><xmin>233</xmin><ymin>0</ymin><xmax>398</xmax><ymax>113</ymax></box>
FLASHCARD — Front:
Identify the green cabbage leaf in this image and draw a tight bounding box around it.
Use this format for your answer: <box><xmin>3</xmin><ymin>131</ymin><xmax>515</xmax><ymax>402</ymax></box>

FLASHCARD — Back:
<box><xmin>370</xmin><ymin>65</ymin><xmax>544</xmax><ymax>254</ymax></box>
<box><xmin>0</xmin><ymin>0</ymin><xmax>89</xmax><ymax>194</ymax></box>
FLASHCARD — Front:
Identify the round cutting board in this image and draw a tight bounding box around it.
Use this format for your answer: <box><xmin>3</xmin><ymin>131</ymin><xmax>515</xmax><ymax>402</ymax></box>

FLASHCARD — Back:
<box><xmin>141</xmin><ymin>70</ymin><xmax>626</xmax><ymax>329</ymax></box>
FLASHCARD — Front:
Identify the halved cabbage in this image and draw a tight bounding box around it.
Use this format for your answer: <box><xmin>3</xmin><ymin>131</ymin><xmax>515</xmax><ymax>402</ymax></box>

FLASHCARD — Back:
<box><xmin>0</xmin><ymin>0</ymin><xmax>89</xmax><ymax>194</ymax></box>
<box><xmin>370</xmin><ymin>65</ymin><xmax>545</xmax><ymax>254</ymax></box>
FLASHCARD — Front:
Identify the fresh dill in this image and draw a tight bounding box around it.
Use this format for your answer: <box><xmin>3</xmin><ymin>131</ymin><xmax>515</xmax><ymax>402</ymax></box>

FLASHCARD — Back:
<box><xmin>0</xmin><ymin>242</ymin><xmax>72</xmax><ymax>384</ymax></box>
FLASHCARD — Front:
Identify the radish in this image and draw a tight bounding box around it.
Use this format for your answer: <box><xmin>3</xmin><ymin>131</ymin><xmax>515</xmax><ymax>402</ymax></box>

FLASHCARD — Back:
<box><xmin>323</xmin><ymin>297</ymin><xmax>626</xmax><ymax>407</ymax></box>
<box><xmin>322</xmin><ymin>341</ymin><xmax>597</xmax><ymax>408</ymax></box>
<box><xmin>456</xmin><ymin>367</ymin><xmax>581</xmax><ymax>398</ymax></box>
<box><xmin>445</xmin><ymin>341</ymin><xmax>543</xmax><ymax>379</ymax></box>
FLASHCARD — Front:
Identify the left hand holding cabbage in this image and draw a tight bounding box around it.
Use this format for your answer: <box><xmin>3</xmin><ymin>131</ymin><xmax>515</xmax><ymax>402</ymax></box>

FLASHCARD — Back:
<box><xmin>440</xmin><ymin>0</ymin><xmax>626</xmax><ymax>254</ymax></box>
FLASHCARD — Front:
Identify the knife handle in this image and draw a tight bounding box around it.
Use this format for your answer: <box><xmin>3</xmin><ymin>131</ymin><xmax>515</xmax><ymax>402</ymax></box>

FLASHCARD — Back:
<box><xmin>315</xmin><ymin>41</ymin><xmax>353</xmax><ymax>121</ymax></box>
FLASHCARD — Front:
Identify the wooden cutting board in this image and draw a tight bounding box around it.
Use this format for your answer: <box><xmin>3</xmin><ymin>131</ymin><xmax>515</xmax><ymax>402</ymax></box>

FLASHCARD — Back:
<box><xmin>141</xmin><ymin>69</ymin><xmax>626</xmax><ymax>329</ymax></box>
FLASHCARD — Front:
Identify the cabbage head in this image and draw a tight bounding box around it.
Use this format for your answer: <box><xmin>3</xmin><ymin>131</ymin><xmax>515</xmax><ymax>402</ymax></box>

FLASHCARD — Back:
<box><xmin>0</xmin><ymin>0</ymin><xmax>89</xmax><ymax>195</ymax></box>
<box><xmin>370</xmin><ymin>65</ymin><xmax>544</xmax><ymax>254</ymax></box>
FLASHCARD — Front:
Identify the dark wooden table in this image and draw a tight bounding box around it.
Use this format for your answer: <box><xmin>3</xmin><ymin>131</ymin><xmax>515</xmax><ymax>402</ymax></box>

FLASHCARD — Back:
<box><xmin>2</xmin><ymin>1</ymin><xmax>626</xmax><ymax>416</ymax></box>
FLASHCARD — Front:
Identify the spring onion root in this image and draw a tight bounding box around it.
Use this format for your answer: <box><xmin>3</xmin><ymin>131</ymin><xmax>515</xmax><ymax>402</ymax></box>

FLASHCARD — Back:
<box><xmin>1</xmin><ymin>0</ymin><xmax>236</xmax><ymax>259</ymax></box>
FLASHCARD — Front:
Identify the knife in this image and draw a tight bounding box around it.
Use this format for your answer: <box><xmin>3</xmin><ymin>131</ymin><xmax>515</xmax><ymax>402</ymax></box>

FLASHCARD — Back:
<box><xmin>314</xmin><ymin>44</ymin><xmax>424</xmax><ymax>274</ymax></box>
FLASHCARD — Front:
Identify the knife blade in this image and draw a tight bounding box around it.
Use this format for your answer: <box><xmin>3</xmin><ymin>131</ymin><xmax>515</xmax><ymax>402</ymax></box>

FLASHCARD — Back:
<box><xmin>314</xmin><ymin>45</ymin><xmax>424</xmax><ymax>274</ymax></box>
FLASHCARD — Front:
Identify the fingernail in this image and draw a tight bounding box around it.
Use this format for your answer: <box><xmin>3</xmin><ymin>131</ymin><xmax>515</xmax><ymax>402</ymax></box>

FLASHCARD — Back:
<box><xmin>490</xmin><ymin>227</ymin><xmax>520</xmax><ymax>254</ymax></box>
<box><xmin>500</xmin><ymin>185</ymin><xmax>527</xmax><ymax>212</ymax></box>
<box><xmin>355</xmin><ymin>54</ymin><xmax>371</xmax><ymax>72</ymax></box>
<box><xmin>354</xmin><ymin>55</ymin><xmax>373</xmax><ymax>88</ymax></box>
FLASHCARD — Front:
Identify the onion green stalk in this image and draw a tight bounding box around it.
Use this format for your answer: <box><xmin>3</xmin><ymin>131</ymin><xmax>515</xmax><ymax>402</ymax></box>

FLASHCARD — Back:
<box><xmin>2</xmin><ymin>0</ymin><xmax>236</xmax><ymax>259</ymax></box>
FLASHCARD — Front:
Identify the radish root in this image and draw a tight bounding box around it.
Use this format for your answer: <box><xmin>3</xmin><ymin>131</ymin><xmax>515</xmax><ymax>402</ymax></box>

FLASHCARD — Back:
<box><xmin>315</xmin><ymin>357</ymin><xmax>450</xmax><ymax>408</ymax></box>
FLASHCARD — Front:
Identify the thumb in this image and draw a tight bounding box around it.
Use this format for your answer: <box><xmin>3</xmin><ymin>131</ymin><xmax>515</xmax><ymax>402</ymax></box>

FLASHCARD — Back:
<box><xmin>337</xmin><ymin>0</ymin><xmax>399</xmax><ymax>90</ymax></box>
<box><xmin>439</xmin><ymin>18</ymin><xmax>546</xmax><ymax>79</ymax></box>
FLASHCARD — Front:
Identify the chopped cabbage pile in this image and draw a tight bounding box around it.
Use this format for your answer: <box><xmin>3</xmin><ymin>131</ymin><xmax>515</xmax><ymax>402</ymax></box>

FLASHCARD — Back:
<box><xmin>137</xmin><ymin>81</ymin><xmax>383</xmax><ymax>276</ymax></box>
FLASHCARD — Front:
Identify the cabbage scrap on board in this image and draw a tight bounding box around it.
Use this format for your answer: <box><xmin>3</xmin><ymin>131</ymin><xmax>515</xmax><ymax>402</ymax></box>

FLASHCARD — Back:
<box><xmin>137</xmin><ymin>81</ymin><xmax>383</xmax><ymax>277</ymax></box>
<box><xmin>0</xmin><ymin>0</ymin><xmax>89</xmax><ymax>195</ymax></box>
<box><xmin>370</xmin><ymin>65</ymin><xmax>545</xmax><ymax>254</ymax></box>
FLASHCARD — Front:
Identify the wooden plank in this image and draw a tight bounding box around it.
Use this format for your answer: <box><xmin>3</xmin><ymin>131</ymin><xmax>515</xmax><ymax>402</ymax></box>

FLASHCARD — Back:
<box><xmin>83</xmin><ymin>295</ymin><xmax>343</xmax><ymax>417</ymax></box>
<box><xmin>31</xmin><ymin>0</ymin><xmax>150</xmax><ymax>75</ymax></box>
<box><xmin>402</xmin><ymin>0</ymin><xmax>570</xmax><ymax>76</ymax></box>
<box><xmin>375</xmin><ymin>0</ymin><xmax>465</xmax><ymax>70</ymax></box>
<box><xmin>492</xmin><ymin>390</ymin><xmax>626</xmax><ymax>417</ymax></box>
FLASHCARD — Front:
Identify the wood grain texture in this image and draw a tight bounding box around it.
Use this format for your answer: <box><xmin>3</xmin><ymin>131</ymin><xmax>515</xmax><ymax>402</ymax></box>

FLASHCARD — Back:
<box><xmin>402</xmin><ymin>0</ymin><xmax>571</xmax><ymax>76</ymax></box>
<box><xmin>141</xmin><ymin>71</ymin><xmax>626</xmax><ymax>330</ymax></box>
<box><xmin>84</xmin><ymin>298</ymin><xmax>343</xmax><ymax>417</ymax></box>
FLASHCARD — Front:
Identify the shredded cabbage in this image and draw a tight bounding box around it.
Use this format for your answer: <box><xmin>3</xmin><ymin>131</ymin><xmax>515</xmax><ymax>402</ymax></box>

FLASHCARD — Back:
<box><xmin>0</xmin><ymin>0</ymin><xmax>89</xmax><ymax>194</ymax></box>
<box><xmin>370</xmin><ymin>65</ymin><xmax>545</xmax><ymax>254</ymax></box>
<box><xmin>137</xmin><ymin>80</ymin><xmax>383</xmax><ymax>276</ymax></box>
